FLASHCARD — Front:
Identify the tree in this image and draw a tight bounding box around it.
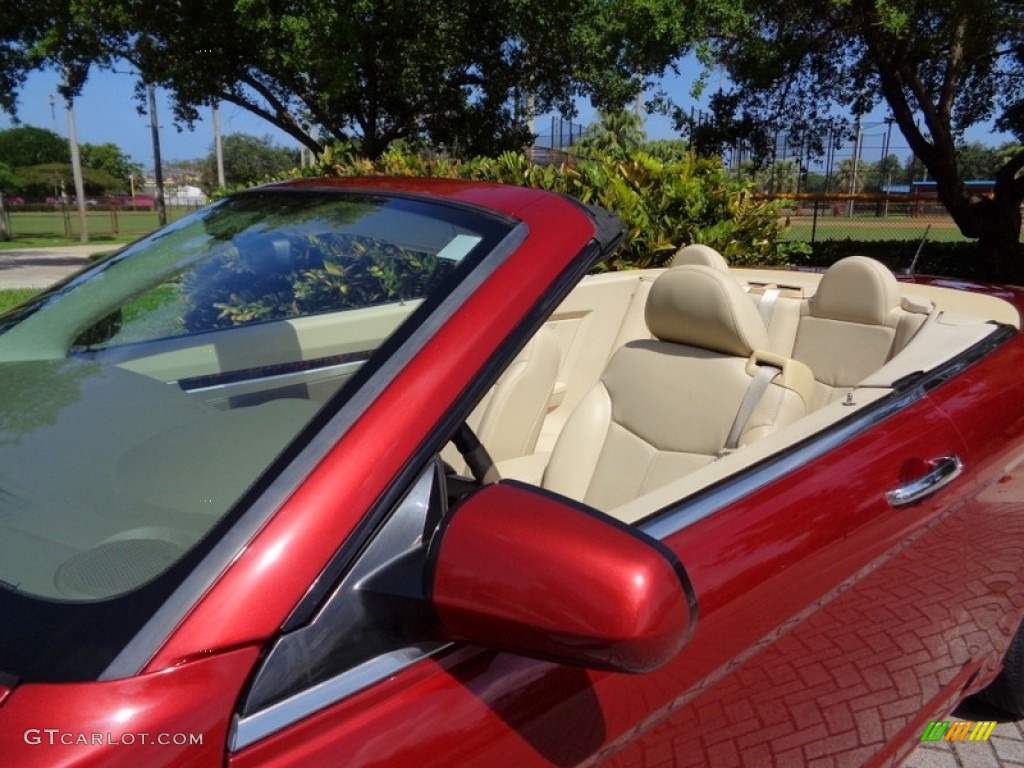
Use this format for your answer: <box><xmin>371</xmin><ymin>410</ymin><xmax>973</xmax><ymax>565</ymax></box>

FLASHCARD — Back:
<box><xmin>955</xmin><ymin>141</ymin><xmax>1015</xmax><ymax>180</ymax></box>
<box><xmin>17</xmin><ymin>0</ymin><xmax>730</xmax><ymax>160</ymax></box>
<box><xmin>868</xmin><ymin>154</ymin><xmax>907</xmax><ymax>192</ymax></box>
<box><xmin>0</xmin><ymin>126</ymin><xmax>69</xmax><ymax>167</ymax></box>
<box><xmin>79</xmin><ymin>142</ymin><xmax>143</xmax><ymax>188</ymax></box>
<box><xmin>12</xmin><ymin>162</ymin><xmax>121</xmax><ymax>197</ymax></box>
<box><xmin>0</xmin><ymin>162</ymin><xmax>16</xmax><ymax>192</ymax></box>
<box><xmin>201</xmin><ymin>134</ymin><xmax>300</xmax><ymax>191</ymax></box>
<box><xmin>0</xmin><ymin>0</ymin><xmax>52</xmax><ymax>116</ymax></box>
<box><xmin>0</xmin><ymin>129</ymin><xmax>138</xmax><ymax>195</ymax></box>
<box><xmin>573</xmin><ymin>110</ymin><xmax>647</xmax><ymax>157</ymax></box>
<box><xmin>701</xmin><ymin>0</ymin><xmax>1024</xmax><ymax>281</ymax></box>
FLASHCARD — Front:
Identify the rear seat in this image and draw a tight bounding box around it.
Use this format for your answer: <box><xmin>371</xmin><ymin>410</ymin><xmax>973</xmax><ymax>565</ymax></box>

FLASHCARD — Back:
<box><xmin>771</xmin><ymin>256</ymin><xmax>932</xmax><ymax>409</ymax></box>
<box><xmin>671</xmin><ymin>248</ymin><xmax>933</xmax><ymax>409</ymax></box>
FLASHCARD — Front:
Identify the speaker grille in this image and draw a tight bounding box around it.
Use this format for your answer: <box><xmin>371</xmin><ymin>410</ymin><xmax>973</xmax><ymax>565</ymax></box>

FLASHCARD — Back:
<box><xmin>55</xmin><ymin>538</ymin><xmax>184</xmax><ymax>599</ymax></box>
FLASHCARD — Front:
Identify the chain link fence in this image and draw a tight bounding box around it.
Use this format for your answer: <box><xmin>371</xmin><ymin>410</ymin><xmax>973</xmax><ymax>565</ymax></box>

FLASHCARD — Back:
<box><xmin>769</xmin><ymin>193</ymin><xmax>972</xmax><ymax>245</ymax></box>
<box><xmin>1</xmin><ymin>202</ymin><xmax>201</xmax><ymax>241</ymax></box>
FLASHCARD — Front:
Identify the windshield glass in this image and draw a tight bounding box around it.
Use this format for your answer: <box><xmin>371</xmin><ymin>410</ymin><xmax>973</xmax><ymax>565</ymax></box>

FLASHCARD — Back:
<box><xmin>0</xmin><ymin>187</ymin><xmax>513</xmax><ymax>681</ymax></box>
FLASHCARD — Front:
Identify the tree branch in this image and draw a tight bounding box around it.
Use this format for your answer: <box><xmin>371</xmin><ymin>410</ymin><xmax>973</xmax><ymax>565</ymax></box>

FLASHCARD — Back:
<box><xmin>938</xmin><ymin>18</ymin><xmax>967</xmax><ymax>124</ymax></box>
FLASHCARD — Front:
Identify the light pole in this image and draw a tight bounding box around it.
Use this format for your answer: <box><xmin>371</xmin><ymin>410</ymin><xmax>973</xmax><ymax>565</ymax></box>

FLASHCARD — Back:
<box><xmin>213</xmin><ymin>102</ymin><xmax>226</xmax><ymax>188</ymax></box>
<box><xmin>848</xmin><ymin>114</ymin><xmax>864</xmax><ymax>217</ymax></box>
<box><xmin>64</xmin><ymin>86</ymin><xmax>89</xmax><ymax>243</ymax></box>
<box><xmin>147</xmin><ymin>84</ymin><xmax>167</xmax><ymax>226</ymax></box>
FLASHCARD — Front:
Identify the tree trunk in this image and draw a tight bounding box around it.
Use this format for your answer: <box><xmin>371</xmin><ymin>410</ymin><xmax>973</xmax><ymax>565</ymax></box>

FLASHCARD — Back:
<box><xmin>0</xmin><ymin>193</ymin><xmax>9</xmax><ymax>242</ymax></box>
<box><xmin>941</xmin><ymin>189</ymin><xmax>1024</xmax><ymax>285</ymax></box>
<box><xmin>975</xmin><ymin>197</ymin><xmax>1024</xmax><ymax>285</ymax></box>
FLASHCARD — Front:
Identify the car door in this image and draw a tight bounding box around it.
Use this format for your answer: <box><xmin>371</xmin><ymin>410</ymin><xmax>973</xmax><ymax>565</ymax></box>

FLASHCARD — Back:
<box><xmin>226</xmin><ymin>361</ymin><xmax>992</xmax><ymax>768</ymax></box>
<box><xmin>607</xmin><ymin>391</ymin><xmax>978</xmax><ymax>767</ymax></box>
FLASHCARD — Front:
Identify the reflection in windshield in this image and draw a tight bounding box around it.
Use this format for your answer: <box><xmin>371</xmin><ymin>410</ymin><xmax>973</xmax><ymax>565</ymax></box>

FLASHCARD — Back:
<box><xmin>0</xmin><ymin>188</ymin><xmax>512</xmax><ymax>685</ymax></box>
<box><xmin>0</xmin><ymin>192</ymin><xmax>502</xmax><ymax>599</ymax></box>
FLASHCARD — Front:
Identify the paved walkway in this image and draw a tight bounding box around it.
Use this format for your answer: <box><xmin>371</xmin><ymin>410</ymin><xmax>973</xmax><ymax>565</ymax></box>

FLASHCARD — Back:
<box><xmin>0</xmin><ymin>244</ymin><xmax>106</xmax><ymax>288</ymax></box>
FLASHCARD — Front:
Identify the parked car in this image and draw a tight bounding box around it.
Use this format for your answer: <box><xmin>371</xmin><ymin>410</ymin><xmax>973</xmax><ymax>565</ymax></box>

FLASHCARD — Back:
<box><xmin>0</xmin><ymin>177</ymin><xmax>1023</xmax><ymax>767</ymax></box>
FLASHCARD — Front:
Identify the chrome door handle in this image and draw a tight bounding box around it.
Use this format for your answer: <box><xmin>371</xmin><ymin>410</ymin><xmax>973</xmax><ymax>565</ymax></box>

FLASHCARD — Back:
<box><xmin>885</xmin><ymin>455</ymin><xmax>964</xmax><ymax>508</ymax></box>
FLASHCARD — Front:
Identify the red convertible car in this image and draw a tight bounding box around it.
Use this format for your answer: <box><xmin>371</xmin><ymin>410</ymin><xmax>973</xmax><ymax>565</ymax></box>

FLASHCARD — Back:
<box><xmin>0</xmin><ymin>177</ymin><xmax>1022</xmax><ymax>767</ymax></box>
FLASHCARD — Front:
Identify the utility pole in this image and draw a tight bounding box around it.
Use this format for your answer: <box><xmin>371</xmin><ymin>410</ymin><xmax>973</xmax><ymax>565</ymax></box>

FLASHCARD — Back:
<box><xmin>148</xmin><ymin>84</ymin><xmax>167</xmax><ymax>226</ymax></box>
<box><xmin>65</xmin><ymin>91</ymin><xmax>89</xmax><ymax>243</ymax></box>
<box><xmin>848</xmin><ymin>114</ymin><xmax>864</xmax><ymax>217</ymax></box>
<box><xmin>213</xmin><ymin>102</ymin><xmax>226</xmax><ymax>188</ymax></box>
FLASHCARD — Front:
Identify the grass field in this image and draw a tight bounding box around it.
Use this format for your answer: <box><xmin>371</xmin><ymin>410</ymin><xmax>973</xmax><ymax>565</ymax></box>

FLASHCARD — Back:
<box><xmin>778</xmin><ymin>215</ymin><xmax>986</xmax><ymax>243</ymax></box>
<box><xmin>0</xmin><ymin>288</ymin><xmax>40</xmax><ymax>314</ymax></box>
<box><xmin>5</xmin><ymin>207</ymin><xmax>196</xmax><ymax>240</ymax></box>
<box><xmin>0</xmin><ymin>234</ymin><xmax>135</xmax><ymax>251</ymax></box>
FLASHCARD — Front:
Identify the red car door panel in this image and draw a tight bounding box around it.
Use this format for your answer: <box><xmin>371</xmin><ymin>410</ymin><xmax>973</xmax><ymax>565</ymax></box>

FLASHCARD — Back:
<box><xmin>926</xmin><ymin>336</ymin><xmax>1024</xmax><ymax>690</ymax></box>
<box><xmin>231</xmin><ymin>383</ymin><xmax>1007</xmax><ymax>767</ymax></box>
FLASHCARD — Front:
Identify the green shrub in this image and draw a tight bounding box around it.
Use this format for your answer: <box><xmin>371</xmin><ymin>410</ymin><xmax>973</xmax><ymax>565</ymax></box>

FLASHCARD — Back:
<box><xmin>276</xmin><ymin>147</ymin><xmax>804</xmax><ymax>271</ymax></box>
<box><xmin>798</xmin><ymin>240</ymin><xmax>999</xmax><ymax>280</ymax></box>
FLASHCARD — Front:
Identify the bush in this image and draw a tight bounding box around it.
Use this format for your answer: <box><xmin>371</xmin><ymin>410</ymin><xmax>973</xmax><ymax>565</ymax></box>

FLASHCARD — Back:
<box><xmin>275</xmin><ymin>147</ymin><xmax>805</xmax><ymax>271</ymax></box>
<box><xmin>797</xmin><ymin>240</ymin><xmax>1000</xmax><ymax>280</ymax></box>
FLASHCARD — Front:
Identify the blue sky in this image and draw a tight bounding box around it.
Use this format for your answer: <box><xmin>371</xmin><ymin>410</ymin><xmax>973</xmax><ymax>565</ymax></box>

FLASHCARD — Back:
<box><xmin>1</xmin><ymin>65</ymin><xmax>1013</xmax><ymax>173</ymax></box>
<box><xmin>0</xmin><ymin>68</ymin><xmax>298</xmax><ymax>168</ymax></box>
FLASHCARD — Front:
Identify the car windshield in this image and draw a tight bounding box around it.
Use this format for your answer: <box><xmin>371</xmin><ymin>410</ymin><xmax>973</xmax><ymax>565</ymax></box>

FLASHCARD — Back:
<box><xmin>0</xmin><ymin>187</ymin><xmax>514</xmax><ymax>682</ymax></box>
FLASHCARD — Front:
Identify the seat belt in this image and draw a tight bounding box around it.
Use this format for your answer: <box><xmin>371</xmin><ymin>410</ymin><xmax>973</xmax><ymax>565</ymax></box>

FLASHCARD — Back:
<box><xmin>722</xmin><ymin>362</ymin><xmax>782</xmax><ymax>453</ymax></box>
<box><xmin>758</xmin><ymin>286</ymin><xmax>781</xmax><ymax>326</ymax></box>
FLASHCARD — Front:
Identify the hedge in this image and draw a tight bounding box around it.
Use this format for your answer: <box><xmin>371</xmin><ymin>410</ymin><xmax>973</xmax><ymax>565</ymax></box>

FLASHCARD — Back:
<box><xmin>268</xmin><ymin>147</ymin><xmax>810</xmax><ymax>271</ymax></box>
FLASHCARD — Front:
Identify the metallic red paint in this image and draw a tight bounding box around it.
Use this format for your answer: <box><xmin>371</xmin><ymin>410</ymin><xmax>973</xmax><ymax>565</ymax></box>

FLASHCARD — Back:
<box><xmin>430</xmin><ymin>482</ymin><xmax>693</xmax><ymax>673</ymax></box>
<box><xmin>0</xmin><ymin>647</ymin><xmax>259</xmax><ymax>767</ymax></box>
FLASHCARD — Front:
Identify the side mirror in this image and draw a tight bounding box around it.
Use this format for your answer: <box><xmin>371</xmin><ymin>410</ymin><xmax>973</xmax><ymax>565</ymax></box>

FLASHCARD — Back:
<box><xmin>427</xmin><ymin>481</ymin><xmax>696</xmax><ymax>673</ymax></box>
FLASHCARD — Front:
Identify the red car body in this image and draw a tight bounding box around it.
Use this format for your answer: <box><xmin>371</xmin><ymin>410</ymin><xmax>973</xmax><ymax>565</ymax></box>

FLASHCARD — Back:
<box><xmin>1</xmin><ymin>177</ymin><xmax>1023</xmax><ymax>767</ymax></box>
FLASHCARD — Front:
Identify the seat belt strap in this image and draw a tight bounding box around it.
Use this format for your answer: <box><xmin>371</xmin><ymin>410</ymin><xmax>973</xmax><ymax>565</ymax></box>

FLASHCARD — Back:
<box><xmin>723</xmin><ymin>363</ymin><xmax>781</xmax><ymax>452</ymax></box>
<box><xmin>758</xmin><ymin>286</ymin><xmax>781</xmax><ymax>326</ymax></box>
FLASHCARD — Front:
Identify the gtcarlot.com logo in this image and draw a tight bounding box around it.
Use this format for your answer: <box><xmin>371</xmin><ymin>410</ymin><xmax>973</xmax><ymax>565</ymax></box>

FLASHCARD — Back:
<box><xmin>24</xmin><ymin>729</ymin><xmax>204</xmax><ymax>747</ymax></box>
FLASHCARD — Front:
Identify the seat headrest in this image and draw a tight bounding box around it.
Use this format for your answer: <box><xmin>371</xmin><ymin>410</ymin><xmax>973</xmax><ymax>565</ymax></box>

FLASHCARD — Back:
<box><xmin>645</xmin><ymin>266</ymin><xmax>768</xmax><ymax>357</ymax></box>
<box><xmin>812</xmin><ymin>256</ymin><xmax>901</xmax><ymax>325</ymax></box>
<box><xmin>671</xmin><ymin>244</ymin><xmax>729</xmax><ymax>271</ymax></box>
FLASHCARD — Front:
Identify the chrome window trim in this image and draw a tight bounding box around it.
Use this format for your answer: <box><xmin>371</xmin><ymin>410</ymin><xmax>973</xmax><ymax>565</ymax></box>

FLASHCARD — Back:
<box><xmin>99</xmin><ymin>222</ymin><xmax>528</xmax><ymax>681</ymax></box>
<box><xmin>639</xmin><ymin>387</ymin><xmax>918</xmax><ymax>541</ymax></box>
<box><xmin>179</xmin><ymin>358</ymin><xmax>363</xmax><ymax>394</ymax></box>
<box><xmin>230</xmin><ymin>644</ymin><xmax>449</xmax><ymax>752</ymax></box>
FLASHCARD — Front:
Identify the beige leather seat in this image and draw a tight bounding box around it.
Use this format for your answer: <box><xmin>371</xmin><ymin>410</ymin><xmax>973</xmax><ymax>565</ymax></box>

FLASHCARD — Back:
<box><xmin>671</xmin><ymin>244</ymin><xmax>730</xmax><ymax>271</ymax></box>
<box><xmin>787</xmin><ymin>256</ymin><xmax>931</xmax><ymax>409</ymax></box>
<box><xmin>672</xmin><ymin>243</ymin><xmax>791</xmax><ymax>334</ymax></box>
<box><xmin>611</xmin><ymin>245</ymin><xmax>731</xmax><ymax>352</ymax></box>
<box><xmin>444</xmin><ymin>324</ymin><xmax>561</xmax><ymax>473</ymax></box>
<box><xmin>541</xmin><ymin>265</ymin><xmax>814</xmax><ymax>510</ymax></box>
